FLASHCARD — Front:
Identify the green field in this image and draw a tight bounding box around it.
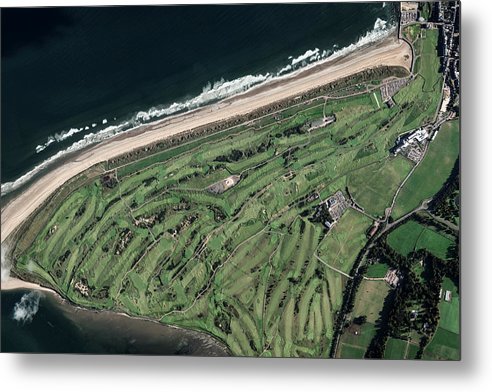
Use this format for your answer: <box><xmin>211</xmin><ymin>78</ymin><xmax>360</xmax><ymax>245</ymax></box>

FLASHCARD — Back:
<box><xmin>340</xmin><ymin>343</ymin><xmax>366</xmax><ymax>359</ymax></box>
<box><xmin>423</xmin><ymin>327</ymin><xmax>460</xmax><ymax>360</ymax></box>
<box><xmin>337</xmin><ymin>278</ymin><xmax>389</xmax><ymax>358</ymax></box>
<box><xmin>392</xmin><ymin>120</ymin><xmax>460</xmax><ymax>219</ymax></box>
<box><xmin>439</xmin><ymin>278</ymin><xmax>460</xmax><ymax>335</ymax></box>
<box><xmin>352</xmin><ymin>280</ymin><xmax>389</xmax><ymax>324</ymax></box>
<box><xmin>9</xmin><ymin>27</ymin><xmax>456</xmax><ymax>358</ymax></box>
<box><xmin>365</xmin><ymin>262</ymin><xmax>389</xmax><ymax>278</ymax></box>
<box><xmin>387</xmin><ymin>220</ymin><xmax>454</xmax><ymax>259</ymax></box>
<box><xmin>348</xmin><ymin>156</ymin><xmax>413</xmax><ymax>217</ymax></box>
<box><xmin>317</xmin><ymin>209</ymin><xmax>372</xmax><ymax>274</ymax></box>
<box><xmin>384</xmin><ymin>338</ymin><xmax>409</xmax><ymax>359</ymax></box>
<box><xmin>338</xmin><ymin>322</ymin><xmax>377</xmax><ymax>359</ymax></box>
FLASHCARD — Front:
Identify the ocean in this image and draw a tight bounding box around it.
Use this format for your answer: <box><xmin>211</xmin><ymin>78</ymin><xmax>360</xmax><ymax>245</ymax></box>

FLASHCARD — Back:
<box><xmin>1</xmin><ymin>3</ymin><xmax>396</xmax><ymax>195</ymax></box>
<box><xmin>1</xmin><ymin>289</ymin><xmax>229</xmax><ymax>354</ymax></box>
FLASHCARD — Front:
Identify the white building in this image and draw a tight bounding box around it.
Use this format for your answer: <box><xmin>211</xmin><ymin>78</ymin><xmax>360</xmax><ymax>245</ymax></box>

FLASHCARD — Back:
<box><xmin>394</xmin><ymin>128</ymin><xmax>429</xmax><ymax>154</ymax></box>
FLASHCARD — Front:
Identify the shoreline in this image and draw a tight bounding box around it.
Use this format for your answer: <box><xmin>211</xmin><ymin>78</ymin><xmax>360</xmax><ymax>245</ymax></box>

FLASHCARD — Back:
<box><xmin>1</xmin><ymin>276</ymin><xmax>230</xmax><ymax>355</ymax></box>
<box><xmin>1</xmin><ymin>277</ymin><xmax>58</xmax><ymax>295</ymax></box>
<box><xmin>1</xmin><ymin>35</ymin><xmax>411</xmax><ymax>243</ymax></box>
<box><xmin>1</xmin><ymin>23</ymin><xmax>397</xmax><ymax>196</ymax></box>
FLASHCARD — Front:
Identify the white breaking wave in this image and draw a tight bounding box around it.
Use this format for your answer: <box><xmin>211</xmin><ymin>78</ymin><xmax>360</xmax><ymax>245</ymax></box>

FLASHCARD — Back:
<box><xmin>1</xmin><ymin>122</ymin><xmax>131</xmax><ymax>195</ymax></box>
<box><xmin>12</xmin><ymin>291</ymin><xmax>43</xmax><ymax>324</ymax></box>
<box><xmin>291</xmin><ymin>48</ymin><xmax>320</xmax><ymax>66</ymax></box>
<box><xmin>1</xmin><ymin>18</ymin><xmax>394</xmax><ymax>197</ymax></box>
<box><xmin>134</xmin><ymin>73</ymin><xmax>273</xmax><ymax>122</ymax></box>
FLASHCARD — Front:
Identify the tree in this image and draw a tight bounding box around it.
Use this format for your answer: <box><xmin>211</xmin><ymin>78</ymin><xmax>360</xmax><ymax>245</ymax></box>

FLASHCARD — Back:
<box><xmin>353</xmin><ymin>315</ymin><xmax>367</xmax><ymax>325</ymax></box>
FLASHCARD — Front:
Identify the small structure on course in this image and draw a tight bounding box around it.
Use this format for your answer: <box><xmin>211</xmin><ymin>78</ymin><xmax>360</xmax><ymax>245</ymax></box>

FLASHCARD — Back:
<box><xmin>208</xmin><ymin>175</ymin><xmax>241</xmax><ymax>194</ymax></box>
<box><xmin>313</xmin><ymin>190</ymin><xmax>349</xmax><ymax>230</ymax></box>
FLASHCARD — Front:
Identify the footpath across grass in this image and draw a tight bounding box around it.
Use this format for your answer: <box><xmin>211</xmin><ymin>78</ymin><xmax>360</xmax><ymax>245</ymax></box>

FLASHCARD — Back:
<box><xmin>392</xmin><ymin>120</ymin><xmax>459</xmax><ymax>219</ymax></box>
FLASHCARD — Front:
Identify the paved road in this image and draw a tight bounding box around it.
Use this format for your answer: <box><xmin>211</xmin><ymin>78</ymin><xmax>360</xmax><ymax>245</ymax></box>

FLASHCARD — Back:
<box><xmin>428</xmin><ymin>211</ymin><xmax>459</xmax><ymax>232</ymax></box>
<box><xmin>380</xmin><ymin>198</ymin><xmax>431</xmax><ymax>236</ymax></box>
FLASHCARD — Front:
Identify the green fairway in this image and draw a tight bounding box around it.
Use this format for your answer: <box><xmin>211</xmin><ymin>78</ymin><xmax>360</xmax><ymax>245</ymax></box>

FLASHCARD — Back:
<box><xmin>348</xmin><ymin>156</ymin><xmax>413</xmax><ymax>217</ymax></box>
<box><xmin>387</xmin><ymin>220</ymin><xmax>454</xmax><ymax>259</ymax></box>
<box><xmin>393</xmin><ymin>29</ymin><xmax>443</xmax><ymax>131</ymax></box>
<box><xmin>392</xmin><ymin>120</ymin><xmax>460</xmax><ymax>219</ymax></box>
<box><xmin>317</xmin><ymin>209</ymin><xmax>372</xmax><ymax>274</ymax></box>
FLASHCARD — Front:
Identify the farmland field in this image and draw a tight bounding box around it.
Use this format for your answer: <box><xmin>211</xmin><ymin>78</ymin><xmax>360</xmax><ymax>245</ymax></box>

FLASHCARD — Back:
<box><xmin>387</xmin><ymin>220</ymin><xmax>454</xmax><ymax>259</ymax></box>
<box><xmin>337</xmin><ymin>279</ymin><xmax>389</xmax><ymax>358</ymax></box>
<box><xmin>424</xmin><ymin>277</ymin><xmax>461</xmax><ymax>360</ymax></box>
<box><xmin>384</xmin><ymin>338</ymin><xmax>408</xmax><ymax>359</ymax></box>
<box><xmin>439</xmin><ymin>278</ymin><xmax>460</xmax><ymax>335</ymax></box>
<box><xmin>423</xmin><ymin>327</ymin><xmax>460</xmax><ymax>361</ymax></box>
<box><xmin>338</xmin><ymin>322</ymin><xmax>377</xmax><ymax>359</ymax></box>
<box><xmin>352</xmin><ymin>280</ymin><xmax>389</xmax><ymax>324</ymax></box>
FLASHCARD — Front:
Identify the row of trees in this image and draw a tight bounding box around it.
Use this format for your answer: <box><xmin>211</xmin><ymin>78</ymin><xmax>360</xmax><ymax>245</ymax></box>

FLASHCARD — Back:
<box><xmin>364</xmin><ymin>234</ymin><xmax>459</xmax><ymax>358</ymax></box>
<box><xmin>429</xmin><ymin>158</ymin><xmax>460</xmax><ymax>222</ymax></box>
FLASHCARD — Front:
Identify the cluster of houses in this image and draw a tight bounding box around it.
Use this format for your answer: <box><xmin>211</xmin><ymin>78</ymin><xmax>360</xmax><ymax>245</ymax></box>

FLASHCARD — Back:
<box><xmin>438</xmin><ymin>1</ymin><xmax>460</xmax><ymax>116</ymax></box>
<box><xmin>400</xmin><ymin>2</ymin><xmax>419</xmax><ymax>25</ymax></box>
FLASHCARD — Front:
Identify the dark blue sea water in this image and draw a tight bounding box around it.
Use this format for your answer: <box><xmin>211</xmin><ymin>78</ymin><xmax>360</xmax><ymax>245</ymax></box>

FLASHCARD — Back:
<box><xmin>1</xmin><ymin>289</ymin><xmax>229</xmax><ymax>354</ymax></box>
<box><xmin>1</xmin><ymin>3</ymin><xmax>396</xmax><ymax>193</ymax></box>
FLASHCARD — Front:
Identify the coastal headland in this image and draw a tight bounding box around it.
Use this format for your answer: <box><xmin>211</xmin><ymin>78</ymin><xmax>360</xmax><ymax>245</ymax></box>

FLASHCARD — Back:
<box><xmin>1</xmin><ymin>36</ymin><xmax>411</xmax><ymax>247</ymax></box>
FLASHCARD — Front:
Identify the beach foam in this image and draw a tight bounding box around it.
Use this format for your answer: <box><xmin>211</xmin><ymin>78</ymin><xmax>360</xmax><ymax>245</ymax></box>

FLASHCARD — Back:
<box><xmin>12</xmin><ymin>291</ymin><xmax>43</xmax><ymax>324</ymax></box>
<box><xmin>1</xmin><ymin>18</ymin><xmax>395</xmax><ymax>197</ymax></box>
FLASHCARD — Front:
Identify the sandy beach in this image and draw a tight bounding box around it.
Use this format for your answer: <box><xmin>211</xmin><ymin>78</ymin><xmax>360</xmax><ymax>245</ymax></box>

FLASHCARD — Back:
<box><xmin>1</xmin><ymin>277</ymin><xmax>57</xmax><ymax>294</ymax></box>
<box><xmin>1</xmin><ymin>36</ymin><xmax>411</xmax><ymax>243</ymax></box>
